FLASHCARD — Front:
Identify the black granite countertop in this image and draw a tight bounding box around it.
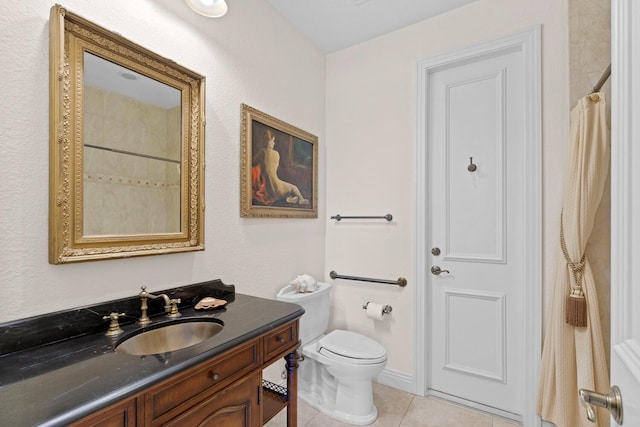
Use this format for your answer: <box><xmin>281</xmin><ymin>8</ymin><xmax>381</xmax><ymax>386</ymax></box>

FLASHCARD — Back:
<box><xmin>0</xmin><ymin>280</ymin><xmax>303</xmax><ymax>427</ymax></box>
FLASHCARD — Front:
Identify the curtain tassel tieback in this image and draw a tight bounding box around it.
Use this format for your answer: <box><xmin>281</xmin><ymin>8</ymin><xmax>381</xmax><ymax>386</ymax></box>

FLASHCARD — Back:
<box><xmin>560</xmin><ymin>212</ymin><xmax>588</xmax><ymax>327</ymax></box>
<box><xmin>565</xmin><ymin>256</ymin><xmax>587</xmax><ymax>326</ymax></box>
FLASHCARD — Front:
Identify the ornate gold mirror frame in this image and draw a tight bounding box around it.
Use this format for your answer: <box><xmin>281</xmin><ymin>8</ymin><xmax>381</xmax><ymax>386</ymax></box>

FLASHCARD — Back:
<box><xmin>49</xmin><ymin>5</ymin><xmax>205</xmax><ymax>264</ymax></box>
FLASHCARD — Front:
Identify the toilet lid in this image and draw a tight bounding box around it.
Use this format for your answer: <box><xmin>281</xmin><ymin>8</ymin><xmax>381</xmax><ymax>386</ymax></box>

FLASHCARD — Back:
<box><xmin>316</xmin><ymin>330</ymin><xmax>386</xmax><ymax>361</ymax></box>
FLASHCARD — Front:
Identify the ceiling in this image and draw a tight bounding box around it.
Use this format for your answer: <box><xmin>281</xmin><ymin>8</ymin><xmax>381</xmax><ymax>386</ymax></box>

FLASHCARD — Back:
<box><xmin>84</xmin><ymin>52</ymin><xmax>180</xmax><ymax>109</ymax></box>
<box><xmin>266</xmin><ymin>0</ymin><xmax>480</xmax><ymax>53</ymax></box>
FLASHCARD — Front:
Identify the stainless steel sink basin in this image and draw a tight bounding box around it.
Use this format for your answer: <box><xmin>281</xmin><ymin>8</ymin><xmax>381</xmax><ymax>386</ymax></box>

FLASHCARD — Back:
<box><xmin>115</xmin><ymin>319</ymin><xmax>224</xmax><ymax>356</ymax></box>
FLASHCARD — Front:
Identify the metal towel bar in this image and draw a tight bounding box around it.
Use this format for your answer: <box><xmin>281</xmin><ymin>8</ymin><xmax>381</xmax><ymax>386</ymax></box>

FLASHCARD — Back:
<box><xmin>331</xmin><ymin>214</ymin><xmax>393</xmax><ymax>222</ymax></box>
<box><xmin>329</xmin><ymin>270</ymin><xmax>407</xmax><ymax>287</ymax></box>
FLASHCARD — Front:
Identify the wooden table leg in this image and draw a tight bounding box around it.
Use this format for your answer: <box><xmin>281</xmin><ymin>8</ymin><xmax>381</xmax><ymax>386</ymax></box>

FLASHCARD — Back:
<box><xmin>285</xmin><ymin>346</ymin><xmax>300</xmax><ymax>427</ymax></box>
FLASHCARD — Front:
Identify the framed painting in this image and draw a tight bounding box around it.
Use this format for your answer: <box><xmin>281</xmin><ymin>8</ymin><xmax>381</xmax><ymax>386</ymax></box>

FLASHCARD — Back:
<box><xmin>240</xmin><ymin>104</ymin><xmax>318</xmax><ymax>218</ymax></box>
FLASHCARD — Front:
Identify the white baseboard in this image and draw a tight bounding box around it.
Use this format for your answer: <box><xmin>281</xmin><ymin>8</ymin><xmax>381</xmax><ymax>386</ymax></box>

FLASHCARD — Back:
<box><xmin>375</xmin><ymin>368</ymin><xmax>415</xmax><ymax>394</ymax></box>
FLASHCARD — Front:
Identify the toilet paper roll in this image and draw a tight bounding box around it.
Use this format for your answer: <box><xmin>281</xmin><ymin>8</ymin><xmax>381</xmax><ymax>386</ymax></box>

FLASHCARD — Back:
<box><xmin>366</xmin><ymin>302</ymin><xmax>385</xmax><ymax>320</ymax></box>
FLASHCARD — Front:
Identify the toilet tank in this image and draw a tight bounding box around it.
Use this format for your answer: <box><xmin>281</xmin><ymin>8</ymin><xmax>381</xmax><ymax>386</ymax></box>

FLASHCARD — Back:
<box><xmin>276</xmin><ymin>282</ymin><xmax>331</xmax><ymax>345</ymax></box>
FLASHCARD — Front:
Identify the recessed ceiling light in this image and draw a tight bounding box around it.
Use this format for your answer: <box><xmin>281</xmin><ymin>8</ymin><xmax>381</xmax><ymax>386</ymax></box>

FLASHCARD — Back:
<box><xmin>120</xmin><ymin>72</ymin><xmax>138</xmax><ymax>80</ymax></box>
<box><xmin>184</xmin><ymin>0</ymin><xmax>228</xmax><ymax>18</ymax></box>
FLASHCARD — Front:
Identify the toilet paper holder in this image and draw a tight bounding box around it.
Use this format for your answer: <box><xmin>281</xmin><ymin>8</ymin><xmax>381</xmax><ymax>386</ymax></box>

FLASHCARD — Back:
<box><xmin>362</xmin><ymin>302</ymin><xmax>392</xmax><ymax>315</ymax></box>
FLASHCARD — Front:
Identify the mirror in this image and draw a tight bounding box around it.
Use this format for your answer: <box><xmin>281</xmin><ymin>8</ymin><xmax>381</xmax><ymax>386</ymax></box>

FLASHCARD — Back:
<box><xmin>83</xmin><ymin>52</ymin><xmax>182</xmax><ymax>235</ymax></box>
<box><xmin>49</xmin><ymin>5</ymin><xmax>205</xmax><ymax>263</ymax></box>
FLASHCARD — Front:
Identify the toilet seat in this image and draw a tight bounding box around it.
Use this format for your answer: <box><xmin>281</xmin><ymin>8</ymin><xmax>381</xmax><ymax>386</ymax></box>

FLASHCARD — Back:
<box><xmin>317</xmin><ymin>330</ymin><xmax>387</xmax><ymax>365</ymax></box>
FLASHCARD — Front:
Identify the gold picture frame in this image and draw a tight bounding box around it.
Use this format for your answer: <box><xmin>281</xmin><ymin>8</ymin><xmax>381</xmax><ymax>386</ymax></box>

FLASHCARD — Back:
<box><xmin>240</xmin><ymin>104</ymin><xmax>318</xmax><ymax>218</ymax></box>
<box><xmin>49</xmin><ymin>5</ymin><xmax>205</xmax><ymax>263</ymax></box>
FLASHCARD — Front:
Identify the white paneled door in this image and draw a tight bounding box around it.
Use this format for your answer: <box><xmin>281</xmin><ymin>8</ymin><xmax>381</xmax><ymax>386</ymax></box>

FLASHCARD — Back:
<box><xmin>424</xmin><ymin>34</ymin><xmax>533</xmax><ymax>421</ymax></box>
<box><xmin>609</xmin><ymin>1</ymin><xmax>640</xmax><ymax>426</ymax></box>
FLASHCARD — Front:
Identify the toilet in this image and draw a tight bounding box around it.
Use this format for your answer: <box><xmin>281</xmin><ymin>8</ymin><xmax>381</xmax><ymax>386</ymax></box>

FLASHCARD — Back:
<box><xmin>276</xmin><ymin>282</ymin><xmax>387</xmax><ymax>425</ymax></box>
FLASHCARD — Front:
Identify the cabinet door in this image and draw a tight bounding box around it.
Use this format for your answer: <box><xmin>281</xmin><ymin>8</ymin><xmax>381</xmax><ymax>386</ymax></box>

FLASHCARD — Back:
<box><xmin>69</xmin><ymin>397</ymin><xmax>137</xmax><ymax>427</ymax></box>
<box><xmin>164</xmin><ymin>372</ymin><xmax>261</xmax><ymax>427</ymax></box>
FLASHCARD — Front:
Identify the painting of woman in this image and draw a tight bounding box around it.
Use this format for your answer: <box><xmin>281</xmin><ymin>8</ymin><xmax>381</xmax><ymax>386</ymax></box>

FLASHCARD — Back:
<box><xmin>251</xmin><ymin>126</ymin><xmax>312</xmax><ymax>208</ymax></box>
<box><xmin>241</xmin><ymin>104</ymin><xmax>317</xmax><ymax>218</ymax></box>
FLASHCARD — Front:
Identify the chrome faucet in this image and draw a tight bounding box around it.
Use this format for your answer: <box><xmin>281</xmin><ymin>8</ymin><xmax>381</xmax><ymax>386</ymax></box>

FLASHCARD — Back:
<box><xmin>137</xmin><ymin>285</ymin><xmax>181</xmax><ymax>326</ymax></box>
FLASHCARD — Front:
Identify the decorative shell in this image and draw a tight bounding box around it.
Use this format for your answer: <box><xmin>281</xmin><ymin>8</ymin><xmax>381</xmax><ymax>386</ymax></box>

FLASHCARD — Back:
<box><xmin>195</xmin><ymin>297</ymin><xmax>227</xmax><ymax>310</ymax></box>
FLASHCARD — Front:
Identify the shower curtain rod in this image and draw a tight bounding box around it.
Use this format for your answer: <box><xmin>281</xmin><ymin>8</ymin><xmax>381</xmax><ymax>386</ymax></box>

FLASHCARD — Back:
<box><xmin>591</xmin><ymin>64</ymin><xmax>611</xmax><ymax>94</ymax></box>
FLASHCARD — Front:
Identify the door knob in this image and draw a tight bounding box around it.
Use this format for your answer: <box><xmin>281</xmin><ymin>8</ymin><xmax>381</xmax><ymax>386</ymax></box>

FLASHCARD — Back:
<box><xmin>579</xmin><ymin>386</ymin><xmax>623</xmax><ymax>424</ymax></box>
<box><xmin>431</xmin><ymin>266</ymin><xmax>450</xmax><ymax>275</ymax></box>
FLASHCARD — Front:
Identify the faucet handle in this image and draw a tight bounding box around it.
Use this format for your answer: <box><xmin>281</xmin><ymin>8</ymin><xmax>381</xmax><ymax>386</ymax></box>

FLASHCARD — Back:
<box><xmin>103</xmin><ymin>312</ymin><xmax>126</xmax><ymax>337</ymax></box>
<box><xmin>167</xmin><ymin>298</ymin><xmax>182</xmax><ymax>318</ymax></box>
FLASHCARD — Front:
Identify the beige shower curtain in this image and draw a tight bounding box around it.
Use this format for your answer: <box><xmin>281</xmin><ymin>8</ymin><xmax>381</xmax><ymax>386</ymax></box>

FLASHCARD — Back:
<box><xmin>537</xmin><ymin>93</ymin><xmax>610</xmax><ymax>427</ymax></box>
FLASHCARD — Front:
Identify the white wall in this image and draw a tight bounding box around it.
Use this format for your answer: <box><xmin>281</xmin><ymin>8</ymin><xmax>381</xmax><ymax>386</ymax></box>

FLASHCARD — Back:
<box><xmin>0</xmin><ymin>0</ymin><xmax>326</xmax><ymax>323</ymax></box>
<box><xmin>325</xmin><ymin>0</ymin><xmax>569</xmax><ymax>383</ymax></box>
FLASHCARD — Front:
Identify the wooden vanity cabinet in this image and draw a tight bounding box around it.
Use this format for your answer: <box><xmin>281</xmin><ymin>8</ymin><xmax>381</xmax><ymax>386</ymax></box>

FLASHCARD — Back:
<box><xmin>70</xmin><ymin>319</ymin><xmax>299</xmax><ymax>427</ymax></box>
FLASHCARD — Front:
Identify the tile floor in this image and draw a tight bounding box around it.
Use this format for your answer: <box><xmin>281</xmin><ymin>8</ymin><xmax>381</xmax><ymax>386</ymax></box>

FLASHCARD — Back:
<box><xmin>265</xmin><ymin>383</ymin><xmax>522</xmax><ymax>427</ymax></box>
